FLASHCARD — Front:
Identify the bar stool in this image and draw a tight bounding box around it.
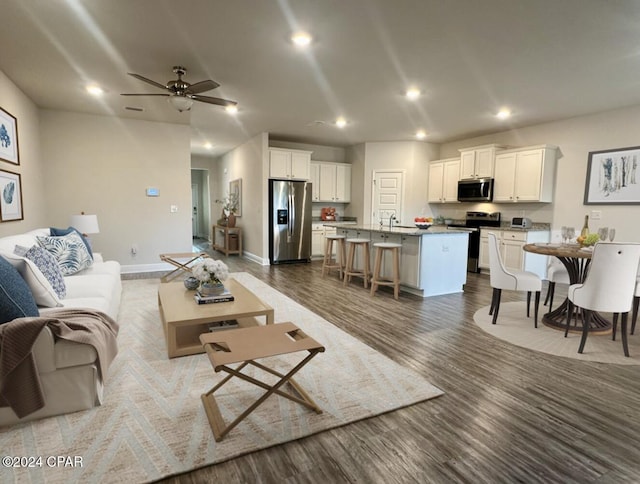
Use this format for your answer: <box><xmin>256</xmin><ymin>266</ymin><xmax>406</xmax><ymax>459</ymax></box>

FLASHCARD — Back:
<box><xmin>322</xmin><ymin>234</ymin><xmax>346</xmax><ymax>279</ymax></box>
<box><xmin>343</xmin><ymin>238</ymin><xmax>371</xmax><ymax>288</ymax></box>
<box><xmin>370</xmin><ymin>242</ymin><xmax>402</xmax><ymax>300</ymax></box>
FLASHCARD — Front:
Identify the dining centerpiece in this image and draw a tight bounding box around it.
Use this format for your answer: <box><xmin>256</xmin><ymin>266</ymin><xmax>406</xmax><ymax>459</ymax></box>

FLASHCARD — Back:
<box><xmin>192</xmin><ymin>259</ymin><xmax>230</xmax><ymax>296</ymax></box>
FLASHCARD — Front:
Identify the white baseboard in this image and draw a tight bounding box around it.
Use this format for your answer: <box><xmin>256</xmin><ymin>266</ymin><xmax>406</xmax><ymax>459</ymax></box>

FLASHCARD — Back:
<box><xmin>121</xmin><ymin>252</ymin><xmax>270</xmax><ymax>273</ymax></box>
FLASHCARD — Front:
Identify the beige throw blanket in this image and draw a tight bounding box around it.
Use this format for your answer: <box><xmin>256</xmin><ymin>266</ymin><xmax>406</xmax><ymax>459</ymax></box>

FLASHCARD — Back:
<box><xmin>0</xmin><ymin>309</ymin><xmax>119</xmax><ymax>418</ymax></box>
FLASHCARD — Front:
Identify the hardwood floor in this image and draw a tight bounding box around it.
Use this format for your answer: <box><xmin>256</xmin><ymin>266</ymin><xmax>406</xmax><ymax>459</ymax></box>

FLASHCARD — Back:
<box><xmin>154</xmin><ymin>246</ymin><xmax>640</xmax><ymax>483</ymax></box>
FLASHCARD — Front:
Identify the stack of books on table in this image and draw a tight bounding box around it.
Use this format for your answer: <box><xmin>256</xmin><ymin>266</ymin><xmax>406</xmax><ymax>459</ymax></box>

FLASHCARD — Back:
<box><xmin>194</xmin><ymin>289</ymin><xmax>235</xmax><ymax>304</ymax></box>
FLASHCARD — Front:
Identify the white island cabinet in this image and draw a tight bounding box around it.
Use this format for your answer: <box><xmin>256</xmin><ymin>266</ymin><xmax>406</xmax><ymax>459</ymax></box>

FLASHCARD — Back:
<box><xmin>336</xmin><ymin>225</ymin><xmax>469</xmax><ymax>297</ymax></box>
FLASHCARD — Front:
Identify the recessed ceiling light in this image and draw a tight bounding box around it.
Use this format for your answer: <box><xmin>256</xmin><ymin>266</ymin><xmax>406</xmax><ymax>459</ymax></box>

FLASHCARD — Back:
<box><xmin>292</xmin><ymin>31</ymin><xmax>312</xmax><ymax>47</ymax></box>
<box><xmin>416</xmin><ymin>130</ymin><xmax>427</xmax><ymax>139</ymax></box>
<box><xmin>204</xmin><ymin>142</ymin><xmax>213</xmax><ymax>150</ymax></box>
<box><xmin>225</xmin><ymin>105</ymin><xmax>238</xmax><ymax>114</ymax></box>
<box><xmin>335</xmin><ymin>117</ymin><xmax>347</xmax><ymax>128</ymax></box>
<box><xmin>496</xmin><ymin>108</ymin><xmax>511</xmax><ymax>119</ymax></box>
<box><xmin>406</xmin><ymin>88</ymin><xmax>421</xmax><ymax>100</ymax></box>
<box><xmin>86</xmin><ymin>85</ymin><xmax>104</xmax><ymax>96</ymax></box>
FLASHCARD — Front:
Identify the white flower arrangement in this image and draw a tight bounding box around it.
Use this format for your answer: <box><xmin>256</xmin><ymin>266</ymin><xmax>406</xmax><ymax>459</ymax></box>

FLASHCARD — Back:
<box><xmin>191</xmin><ymin>259</ymin><xmax>230</xmax><ymax>284</ymax></box>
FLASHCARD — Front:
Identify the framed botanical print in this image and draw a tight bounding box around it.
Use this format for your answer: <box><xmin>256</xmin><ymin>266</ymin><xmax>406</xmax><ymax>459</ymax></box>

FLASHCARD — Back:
<box><xmin>0</xmin><ymin>169</ymin><xmax>23</xmax><ymax>222</ymax></box>
<box><xmin>0</xmin><ymin>107</ymin><xmax>19</xmax><ymax>165</ymax></box>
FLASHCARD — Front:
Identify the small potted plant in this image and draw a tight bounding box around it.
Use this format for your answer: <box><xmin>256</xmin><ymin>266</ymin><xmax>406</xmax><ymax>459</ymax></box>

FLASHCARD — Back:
<box><xmin>191</xmin><ymin>259</ymin><xmax>230</xmax><ymax>296</ymax></box>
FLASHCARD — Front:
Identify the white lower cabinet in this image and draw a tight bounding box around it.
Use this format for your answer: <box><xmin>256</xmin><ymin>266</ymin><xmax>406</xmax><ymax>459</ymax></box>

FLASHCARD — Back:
<box><xmin>479</xmin><ymin>229</ymin><xmax>550</xmax><ymax>279</ymax></box>
<box><xmin>312</xmin><ymin>224</ymin><xmax>338</xmax><ymax>258</ymax></box>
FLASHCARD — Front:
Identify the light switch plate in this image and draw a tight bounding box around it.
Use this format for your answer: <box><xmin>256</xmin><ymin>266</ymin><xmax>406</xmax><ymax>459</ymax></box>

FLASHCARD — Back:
<box><xmin>170</xmin><ymin>205</ymin><xmax>178</xmax><ymax>213</ymax></box>
<box><xmin>591</xmin><ymin>210</ymin><xmax>602</xmax><ymax>220</ymax></box>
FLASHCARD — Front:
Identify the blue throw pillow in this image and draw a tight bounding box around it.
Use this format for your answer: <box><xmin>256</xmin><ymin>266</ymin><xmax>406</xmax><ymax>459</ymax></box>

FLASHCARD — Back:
<box><xmin>0</xmin><ymin>255</ymin><xmax>39</xmax><ymax>324</ymax></box>
<box><xmin>50</xmin><ymin>226</ymin><xmax>93</xmax><ymax>258</ymax></box>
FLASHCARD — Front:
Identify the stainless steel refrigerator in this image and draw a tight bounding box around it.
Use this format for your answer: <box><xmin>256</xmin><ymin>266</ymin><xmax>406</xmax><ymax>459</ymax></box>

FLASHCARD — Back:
<box><xmin>269</xmin><ymin>179</ymin><xmax>312</xmax><ymax>264</ymax></box>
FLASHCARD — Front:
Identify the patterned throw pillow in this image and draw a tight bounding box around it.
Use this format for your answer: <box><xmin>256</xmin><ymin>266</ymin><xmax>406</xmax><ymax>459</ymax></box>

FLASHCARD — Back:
<box><xmin>22</xmin><ymin>245</ymin><xmax>66</xmax><ymax>298</ymax></box>
<box><xmin>0</xmin><ymin>255</ymin><xmax>39</xmax><ymax>324</ymax></box>
<box><xmin>37</xmin><ymin>232</ymin><xmax>93</xmax><ymax>276</ymax></box>
<box><xmin>50</xmin><ymin>226</ymin><xmax>94</xmax><ymax>259</ymax></box>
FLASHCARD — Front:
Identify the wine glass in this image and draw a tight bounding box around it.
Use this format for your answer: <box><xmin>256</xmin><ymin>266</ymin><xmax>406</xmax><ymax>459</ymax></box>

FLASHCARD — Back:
<box><xmin>608</xmin><ymin>228</ymin><xmax>616</xmax><ymax>242</ymax></box>
<box><xmin>566</xmin><ymin>227</ymin><xmax>576</xmax><ymax>243</ymax></box>
<box><xmin>598</xmin><ymin>227</ymin><xmax>609</xmax><ymax>242</ymax></box>
<box><xmin>561</xmin><ymin>226</ymin><xmax>568</xmax><ymax>244</ymax></box>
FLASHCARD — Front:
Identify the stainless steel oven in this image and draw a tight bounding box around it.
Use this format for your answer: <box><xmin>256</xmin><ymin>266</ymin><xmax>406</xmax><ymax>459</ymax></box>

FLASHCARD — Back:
<box><xmin>449</xmin><ymin>211</ymin><xmax>501</xmax><ymax>272</ymax></box>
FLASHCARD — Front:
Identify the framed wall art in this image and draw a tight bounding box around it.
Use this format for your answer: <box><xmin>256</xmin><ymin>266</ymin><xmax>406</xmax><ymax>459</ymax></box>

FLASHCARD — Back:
<box><xmin>229</xmin><ymin>178</ymin><xmax>242</xmax><ymax>216</ymax></box>
<box><xmin>0</xmin><ymin>169</ymin><xmax>23</xmax><ymax>222</ymax></box>
<box><xmin>584</xmin><ymin>146</ymin><xmax>640</xmax><ymax>204</ymax></box>
<box><xmin>0</xmin><ymin>106</ymin><xmax>19</xmax><ymax>165</ymax></box>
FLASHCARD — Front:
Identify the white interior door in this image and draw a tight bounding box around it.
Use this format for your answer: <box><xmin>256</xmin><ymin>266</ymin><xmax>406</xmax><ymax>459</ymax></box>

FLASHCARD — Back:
<box><xmin>372</xmin><ymin>170</ymin><xmax>404</xmax><ymax>226</ymax></box>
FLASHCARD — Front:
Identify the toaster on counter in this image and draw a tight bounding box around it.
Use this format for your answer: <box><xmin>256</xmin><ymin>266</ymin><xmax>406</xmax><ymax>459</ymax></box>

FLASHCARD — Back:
<box><xmin>510</xmin><ymin>217</ymin><xmax>532</xmax><ymax>229</ymax></box>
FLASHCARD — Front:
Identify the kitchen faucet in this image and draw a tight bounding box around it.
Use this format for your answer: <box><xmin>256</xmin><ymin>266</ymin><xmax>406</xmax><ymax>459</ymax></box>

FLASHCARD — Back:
<box><xmin>389</xmin><ymin>214</ymin><xmax>397</xmax><ymax>230</ymax></box>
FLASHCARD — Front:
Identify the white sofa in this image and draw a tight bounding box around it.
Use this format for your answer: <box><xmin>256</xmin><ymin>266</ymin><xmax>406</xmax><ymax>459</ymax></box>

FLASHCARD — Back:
<box><xmin>0</xmin><ymin>228</ymin><xmax>121</xmax><ymax>426</ymax></box>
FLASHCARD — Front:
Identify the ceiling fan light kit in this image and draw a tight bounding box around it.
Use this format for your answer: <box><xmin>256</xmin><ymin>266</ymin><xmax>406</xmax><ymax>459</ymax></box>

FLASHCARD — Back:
<box><xmin>168</xmin><ymin>95</ymin><xmax>194</xmax><ymax>112</ymax></box>
<box><xmin>121</xmin><ymin>65</ymin><xmax>236</xmax><ymax>113</ymax></box>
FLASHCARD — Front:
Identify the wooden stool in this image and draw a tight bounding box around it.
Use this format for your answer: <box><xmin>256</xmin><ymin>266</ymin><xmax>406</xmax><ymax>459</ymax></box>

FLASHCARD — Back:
<box><xmin>322</xmin><ymin>235</ymin><xmax>346</xmax><ymax>279</ymax></box>
<box><xmin>370</xmin><ymin>242</ymin><xmax>401</xmax><ymax>300</ymax></box>
<box><xmin>199</xmin><ymin>323</ymin><xmax>324</xmax><ymax>441</ymax></box>
<box><xmin>343</xmin><ymin>238</ymin><xmax>371</xmax><ymax>288</ymax></box>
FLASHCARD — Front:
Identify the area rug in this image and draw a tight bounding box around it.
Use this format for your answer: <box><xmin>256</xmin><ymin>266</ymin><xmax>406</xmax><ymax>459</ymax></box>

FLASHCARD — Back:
<box><xmin>474</xmin><ymin>302</ymin><xmax>640</xmax><ymax>365</ymax></box>
<box><xmin>0</xmin><ymin>273</ymin><xmax>443</xmax><ymax>483</ymax></box>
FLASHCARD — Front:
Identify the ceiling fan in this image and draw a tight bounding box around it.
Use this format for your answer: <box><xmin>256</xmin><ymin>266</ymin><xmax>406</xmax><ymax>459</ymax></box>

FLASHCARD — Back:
<box><xmin>121</xmin><ymin>66</ymin><xmax>237</xmax><ymax>112</ymax></box>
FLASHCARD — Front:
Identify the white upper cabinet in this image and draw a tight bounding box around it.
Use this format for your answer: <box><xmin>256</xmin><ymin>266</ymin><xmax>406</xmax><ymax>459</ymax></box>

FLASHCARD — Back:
<box><xmin>458</xmin><ymin>144</ymin><xmax>504</xmax><ymax>179</ymax></box>
<box><xmin>309</xmin><ymin>162</ymin><xmax>321</xmax><ymax>201</ymax></box>
<box><xmin>269</xmin><ymin>148</ymin><xmax>312</xmax><ymax>180</ymax></box>
<box><xmin>493</xmin><ymin>145</ymin><xmax>557</xmax><ymax>202</ymax></box>
<box><xmin>428</xmin><ymin>158</ymin><xmax>460</xmax><ymax>203</ymax></box>
<box><xmin>314</xmin><ymin>161</ymin><xmax>351</xmax><ymax>202</ymax></box>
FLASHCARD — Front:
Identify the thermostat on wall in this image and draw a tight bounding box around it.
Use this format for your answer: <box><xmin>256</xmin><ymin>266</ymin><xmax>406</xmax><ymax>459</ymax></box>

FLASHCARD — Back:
<box><xmin>146</xmin><ymin>187</ymin><xmax>159</xmax><ymax>197</ymax></box>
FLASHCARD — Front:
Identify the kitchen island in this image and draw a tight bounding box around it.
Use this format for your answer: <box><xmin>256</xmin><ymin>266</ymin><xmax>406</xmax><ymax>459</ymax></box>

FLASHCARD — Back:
<box><xmin>331</xmin><ymin>224</ymin><xmax>471</xmax><ymax>297</ymax></box>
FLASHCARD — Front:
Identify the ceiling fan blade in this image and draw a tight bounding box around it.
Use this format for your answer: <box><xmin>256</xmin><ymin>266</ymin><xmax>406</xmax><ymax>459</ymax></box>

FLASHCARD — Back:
<box><xmin>186</xmin><ymin>79</ymin><xmax>220</xmax><ymax>94</ymax></box>
<box><xmin>120</xmin><ymin>93</ymin><xmax>170</xmax><ymax>97</ymax></box>
<box><xmin>127</xmin><ymin>73</ymin><xmax>167</xmax><ymax>90</ymax></box>
<box><xmin>191</xmin><ymin>94</ymin><xmax>237</xmax><ymax>107</ymax></box>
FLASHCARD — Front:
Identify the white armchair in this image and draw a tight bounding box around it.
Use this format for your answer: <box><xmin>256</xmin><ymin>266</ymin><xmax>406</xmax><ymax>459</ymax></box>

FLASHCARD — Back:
<box><xmin>566</xmin><ymin>243</ymin><xmax>640</xmax><ymax>356</ymax></box>
<box><xmin>544</xmin><ymin>258</ymin><xmax>569</xmax><ymax>312</ymax></box>
<box><xmin>487</xmin><ymin>233</ymin><xmax>542</xmax><ymax>326</ymax></box>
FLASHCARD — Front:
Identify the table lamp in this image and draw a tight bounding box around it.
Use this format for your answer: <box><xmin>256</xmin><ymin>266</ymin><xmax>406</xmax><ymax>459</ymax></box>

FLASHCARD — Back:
<box><xmin>70</xmin><ymin>212</ymin><xmax>100</xmax><ymax>250</ymax></box>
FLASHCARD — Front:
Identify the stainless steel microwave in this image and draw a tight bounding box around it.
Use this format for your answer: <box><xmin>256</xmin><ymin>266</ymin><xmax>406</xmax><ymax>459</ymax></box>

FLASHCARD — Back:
<box><xmin>457</xmin><ymin>178</ymin><xmax>494</xmax><ymax>202</ymax></box>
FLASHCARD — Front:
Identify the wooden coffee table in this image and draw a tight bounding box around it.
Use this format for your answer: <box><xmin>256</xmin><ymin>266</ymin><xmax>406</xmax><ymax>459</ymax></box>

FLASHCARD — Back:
<box><xmin>158</xmin><ymin>278</ymin><xmax>274</xmax><ymax>358</ymax></box>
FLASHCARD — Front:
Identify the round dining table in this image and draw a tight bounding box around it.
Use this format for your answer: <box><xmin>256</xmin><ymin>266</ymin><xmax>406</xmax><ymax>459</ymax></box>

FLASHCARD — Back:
<box><xmin>522</xmin><ymin>243</ymin><xmax>611</xmax><ymax>334</ymax></box>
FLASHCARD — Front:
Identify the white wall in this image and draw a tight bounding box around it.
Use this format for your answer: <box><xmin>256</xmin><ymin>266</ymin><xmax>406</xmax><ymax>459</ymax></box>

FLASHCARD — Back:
<box><xmin>362</xmin><ymin>141</ymin><xmax>438</xmax><ymax>225</ymax></box>
<box><xmin>40</xmin><ymin>110</ymin><xmax>192</xmax><ymax>266</ymax></box>
<box><xmin>216</xmin><ymin>132</ymin><xmax>269</xmax><ymax>262</ymax></box>
<box><xmin>0</xmin><ymin>70</ymin><xmax>47</xmax><ymax>236</ymax></box>
<box><xmin>438</xmin><ymin>104</ymin><xmax>640</xmax><ymax>242</ymax></box>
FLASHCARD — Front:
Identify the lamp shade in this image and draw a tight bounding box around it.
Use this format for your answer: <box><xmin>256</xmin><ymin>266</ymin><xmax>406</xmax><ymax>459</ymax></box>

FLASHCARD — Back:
<box><xmin>70</xmin><ymin>214</ymin><xmax>100</xmax><ymax>234</ymax></box>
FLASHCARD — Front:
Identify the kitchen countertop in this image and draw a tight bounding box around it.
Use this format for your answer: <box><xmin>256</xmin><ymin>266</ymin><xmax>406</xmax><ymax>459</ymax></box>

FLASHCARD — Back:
<box><xmin>330</xmin><ymin>223</ymin><xmax>472</xmax><ymax>236</ymax></box>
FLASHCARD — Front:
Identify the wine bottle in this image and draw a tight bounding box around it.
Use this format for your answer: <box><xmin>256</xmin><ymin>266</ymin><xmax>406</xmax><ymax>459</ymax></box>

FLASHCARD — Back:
<box><xmin>580</xmin><ymin>215</ymin><xmax>589</xmax><ymax>238</ymax></box>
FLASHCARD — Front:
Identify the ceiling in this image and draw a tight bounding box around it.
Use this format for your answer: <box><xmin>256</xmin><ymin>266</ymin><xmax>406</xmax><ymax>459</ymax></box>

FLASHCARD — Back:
<box><xmin>2</xmin><ymin>1</ymin><xmax>640</xmax><ymax>158</ymax></box>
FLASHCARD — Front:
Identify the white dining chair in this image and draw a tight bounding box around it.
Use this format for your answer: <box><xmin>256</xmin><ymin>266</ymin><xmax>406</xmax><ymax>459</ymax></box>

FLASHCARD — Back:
<box><xmin>631</xmin><ymin>277</ymin><xmax>640</xmax><ymax>335</ymax></box>
<box><xmin>566</xmin><ymin>243</ymin><xmax>640</xmax><ymax>357</ymax></box>
<box><xmin>544</xmin><ymin>258</ymin><xmax>570</xmax><ymax>312</ymax></box>
<box><xmin>487</xmin><ymin>233</ymin><xmax>542</xmax><ymax>326</ymax></box>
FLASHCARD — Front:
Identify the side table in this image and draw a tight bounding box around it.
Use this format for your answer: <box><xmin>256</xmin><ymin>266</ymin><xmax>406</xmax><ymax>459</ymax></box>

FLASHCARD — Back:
<box><xmin>200</xmin><ymin>322</ymin><xmax>324</xmax><ymax>441</ymax></box>
<box><xmin>212</xmin><ymin>224</ymin><xmax>243</xmax><ymax>256</ymax></box>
